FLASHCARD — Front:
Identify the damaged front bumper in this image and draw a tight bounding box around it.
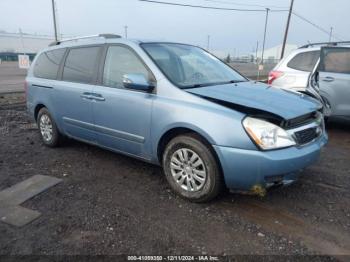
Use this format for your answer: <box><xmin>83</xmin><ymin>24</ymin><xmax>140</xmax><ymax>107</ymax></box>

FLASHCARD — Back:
<box><xmin>213</xmin><ymin>133</ymin><xmax>328</xmax><ymax>195</ymax></box>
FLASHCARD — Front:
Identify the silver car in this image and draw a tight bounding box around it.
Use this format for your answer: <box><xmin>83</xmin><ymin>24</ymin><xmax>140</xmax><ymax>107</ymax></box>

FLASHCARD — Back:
<box><xmin>310</xmin><ymin>46</ymin><xmax>350</xmax><ymax>119</ymax></box>
<box><xmin>269</xmin><ymin>42</ymin><xmax>350</xmax><ymax>119</ymax></box>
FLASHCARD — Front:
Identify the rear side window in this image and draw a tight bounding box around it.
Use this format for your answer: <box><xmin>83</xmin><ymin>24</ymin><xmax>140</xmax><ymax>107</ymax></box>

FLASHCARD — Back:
<box><xmin>33</xmin><ymin>49</ymin><xmax>65</xmax><ymax>79</ymax></box>
<box><xmin>62</xmin><ymin>46</ymin><xmax>100</xmax><ymax>84</ymax></box>
<box><xmin>287</xmin><ymin>51</ymin><xmax>320</xmax><ymax>72</ymax></box>
<box><xmin>320</xmin><ymin>48</ymin><xmax>350</xmax><ymax>74</ymax></box>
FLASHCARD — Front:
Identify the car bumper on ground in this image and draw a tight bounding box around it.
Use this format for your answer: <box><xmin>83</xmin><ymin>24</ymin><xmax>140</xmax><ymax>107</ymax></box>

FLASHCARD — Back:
<box><xmin>214</xmin><ymin>133</ymin><xmax>328</xmax><ymax>192</ymax></box>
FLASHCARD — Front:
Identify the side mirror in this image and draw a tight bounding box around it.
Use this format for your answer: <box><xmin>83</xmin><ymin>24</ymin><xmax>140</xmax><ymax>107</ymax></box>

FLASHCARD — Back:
<box><xmin>122</xmin><ymin>74</ymin><xmax>155</xmax><ymax>92</ymax></box>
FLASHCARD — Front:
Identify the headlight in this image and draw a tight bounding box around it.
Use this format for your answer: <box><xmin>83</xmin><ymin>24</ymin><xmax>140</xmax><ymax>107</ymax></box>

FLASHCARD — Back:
<box><xmin>243</xmin><ymin>117</ymin><xmax>296</xmax><ymax>150</ymax></box>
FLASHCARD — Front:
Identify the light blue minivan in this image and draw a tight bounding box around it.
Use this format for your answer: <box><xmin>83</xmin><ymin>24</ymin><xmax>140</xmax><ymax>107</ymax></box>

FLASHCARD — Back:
<box><xmin>26</xmin><ymin>34</ymin><xmax>328</xmax><ymax>202</ymax></box>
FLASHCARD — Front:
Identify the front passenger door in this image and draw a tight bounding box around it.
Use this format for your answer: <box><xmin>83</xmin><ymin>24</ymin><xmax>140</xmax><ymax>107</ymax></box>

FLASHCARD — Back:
<box><xmin>92</xmin><ymin>45</ymin><xmax>155</xmax><ymax>159</ymax></box>
<box><xmin>318</xmin><ymin>47</ymin><xmax>350</xmax><ymax>117</ymax></box>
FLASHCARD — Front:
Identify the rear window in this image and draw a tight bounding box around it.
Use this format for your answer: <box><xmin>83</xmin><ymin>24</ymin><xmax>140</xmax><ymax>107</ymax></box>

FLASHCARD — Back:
<box><xmin>33</xmin><ymin>48</ymin><xmax>66</xmax><ymax>79</ymax></box>
<box><xmin>62</xmin><ymin>46</ymin><xmax>100</xmax><ymax>84</ymax></box>
<box><xmin>287</xmin><ymin>50</ymin><xmax>320</xmax><ymax>72</ymax></box>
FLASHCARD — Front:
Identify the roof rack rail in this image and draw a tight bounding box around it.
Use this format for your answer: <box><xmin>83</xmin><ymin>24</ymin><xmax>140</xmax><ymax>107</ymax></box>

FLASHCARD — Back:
<box><xmin>49</xmin><ymin>33</ymin><xmax>122</xmax><ymax>46</ymax></box>
<box><xmin>299</xmin><ymin>41</ymin><xmax>350</xmax><ymax>49</ymax></box>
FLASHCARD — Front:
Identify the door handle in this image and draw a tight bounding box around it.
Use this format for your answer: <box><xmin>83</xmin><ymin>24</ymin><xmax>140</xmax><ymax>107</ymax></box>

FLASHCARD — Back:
<box><xmin>322</xmin><ymin>76</ymin><xmax>335</xmax><ymax>82</ymax></box>
<box><xmin>91</xmin><ymin>93</ymin><xmax>105</xmax><ymax>101</ymax></box>
<box><xmin>80</xmin><ymin>93</ymin><xmax>93</xmax><ymax>100</ymax></box>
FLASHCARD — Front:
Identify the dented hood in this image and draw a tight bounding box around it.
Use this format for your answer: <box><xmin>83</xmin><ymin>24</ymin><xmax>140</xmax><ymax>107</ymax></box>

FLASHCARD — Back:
<box><xmin>186</xmin><ymin>81</ymin><xmax>322</xmax><ymax>120</ymax></box>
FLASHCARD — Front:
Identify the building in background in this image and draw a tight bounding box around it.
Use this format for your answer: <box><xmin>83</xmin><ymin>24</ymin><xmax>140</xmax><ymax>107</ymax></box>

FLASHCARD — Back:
<box><xmin>255</xmin><ymin>43</ymin><xmax>298</xmax><ymax>64</ymax></box>
<box><xmin>0</xmin><ymin>31</ymin><xmax>53</xmax><ymax>61</ymax></box>
<box><xmin>212</xmin><ymin>43</ymin><xmax>298</xmax><ymax>64</ymax></box>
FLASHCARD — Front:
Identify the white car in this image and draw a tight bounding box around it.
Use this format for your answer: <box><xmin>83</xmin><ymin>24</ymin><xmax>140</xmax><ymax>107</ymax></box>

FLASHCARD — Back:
<box><xmin>268</xmin><ymin>45</ymin><xmax>320</xmax><ymax>91</ymax></box>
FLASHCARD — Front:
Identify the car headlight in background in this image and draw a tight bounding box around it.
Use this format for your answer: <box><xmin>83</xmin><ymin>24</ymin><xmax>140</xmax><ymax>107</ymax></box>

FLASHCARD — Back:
<box><xmin>243</xmin><ymin>117</ymin><xmax>296</xmax><ymax>150</ymax></box>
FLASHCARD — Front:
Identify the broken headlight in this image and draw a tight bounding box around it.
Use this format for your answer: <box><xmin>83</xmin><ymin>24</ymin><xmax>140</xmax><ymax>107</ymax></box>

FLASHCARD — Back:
<box><xmin>243</xmin><ymin>117</ymin><xmax>296</xmax><ymax>150</ymax></box>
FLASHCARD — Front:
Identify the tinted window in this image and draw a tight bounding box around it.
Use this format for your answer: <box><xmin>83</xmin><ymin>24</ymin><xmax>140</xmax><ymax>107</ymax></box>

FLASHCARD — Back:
<box><xmin>320</xmin><ymin>48</ymin><xmax>350</xmax><ymax>74</ymax></box>
<box><xmin>62</xmin><ymin>46</ymin><xmax>100</xmax><ymax>84</ymax></box>
<box><xmin>287</xmin><ymin>51</ymin><xmax>320</xmax><ymax>72</ymax></box>
<box><xmin>103</xmin><ymin>46</ymin><xmax>150</xmax><ymax>88</ymax></box>
<box><xmin>33</xmin><ymin>49</ymin><xmax>65</xmax><ymax>79</ymax></box>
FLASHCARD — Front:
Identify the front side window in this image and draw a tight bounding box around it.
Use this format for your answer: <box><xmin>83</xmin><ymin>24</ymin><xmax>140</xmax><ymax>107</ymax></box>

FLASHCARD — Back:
<box><xmin>287</xmin><ymin>50</ymin><xmax>320</xmax><ymax>72</ymax></box>
<box><xmin>62</xmin><ymin>46</ymin><xmax>100</xmax><ymax>84</ymax></box>
<box><xmin>33</xmin><ymin>48</ymin><xmax>66</xmax><ymax>79</ymax></box>
<box><xmin>103</xmin><ymin>45</ymin><xmax>150</xmax><ymax>89</ymax></box>
<box><xmin>141</xmin><ymin>43</ymin><xmax>246</xmax><ymax>88</ymax></box>
<box><xmin>320</xmin><ymin>47</ymin><xmax>350</xmax><ymax>74</ymax></box>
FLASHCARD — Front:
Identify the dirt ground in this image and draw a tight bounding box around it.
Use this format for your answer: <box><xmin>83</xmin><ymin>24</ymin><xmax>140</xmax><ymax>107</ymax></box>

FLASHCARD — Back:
<box><xmin>0</xmin><ymin>94</ymin><xmax>349</xmax><ymax>259</ymax></box>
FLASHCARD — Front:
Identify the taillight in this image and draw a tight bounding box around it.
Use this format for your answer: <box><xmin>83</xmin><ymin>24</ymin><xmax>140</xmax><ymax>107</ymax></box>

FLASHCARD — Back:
<box><xmin>268</xmin><ymin>71</ymin><xmax>284</xmax><ymax>85</ymax></box>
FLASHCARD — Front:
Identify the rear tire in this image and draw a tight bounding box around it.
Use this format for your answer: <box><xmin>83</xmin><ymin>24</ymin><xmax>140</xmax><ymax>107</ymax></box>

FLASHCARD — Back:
<box><xmin>162</xmin><ymin>134</ymin><xmax>223</xmax><ymax>202</ymax></box>
<box><xmin>37</xmin><ymin>108</ymin><xmax>63</xmax><ymax>147</ymax></box>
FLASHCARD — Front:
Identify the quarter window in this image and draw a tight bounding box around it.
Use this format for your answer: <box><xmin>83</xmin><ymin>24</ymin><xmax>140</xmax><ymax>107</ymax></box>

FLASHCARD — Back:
<box><xmin>33</xmin><ymin>48</ymin><xmax>66</xmax><ymax>79</ymax></box>
<box><xmin>103</xmin><ymin>46</ymin><xmax>150</xmax><ymax>88</ymax></box>
<box><xmin>62</xmin><ymin>46</ymin><xmax>100</xmax><ymax>84</ymax></box>
<box><xmin>287</xmin><ymin>51</ymin><xmax>320</xmax><ymax>72</ymax></box>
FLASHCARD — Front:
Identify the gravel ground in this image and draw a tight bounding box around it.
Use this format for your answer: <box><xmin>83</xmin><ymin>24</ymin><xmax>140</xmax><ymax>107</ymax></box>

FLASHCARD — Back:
<box><xmin>0</xmin><ymin>94</ymin><xmax>349</xmax><ymax>259</ymax></box>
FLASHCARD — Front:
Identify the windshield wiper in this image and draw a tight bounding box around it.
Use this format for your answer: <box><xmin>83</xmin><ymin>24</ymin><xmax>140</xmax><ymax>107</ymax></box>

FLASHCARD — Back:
<box><xmin>227</xmin><ymin>80</ymin><xmax>247</xmax><ymax>83</ymax></box>
<box><xmin>182</xmin><ymin>83</ymin><xmax>209</xmax><ymax>89</ymax></box>
<box><xmin>183</xmin><ymin>79</ymin><xmax>247</xmax><ymax>89</ymax></box>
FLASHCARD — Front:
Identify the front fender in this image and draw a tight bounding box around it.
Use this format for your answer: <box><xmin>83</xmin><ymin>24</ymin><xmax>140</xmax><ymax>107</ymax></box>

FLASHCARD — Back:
<box><xmin>151</xmin><ymin>96</ymin><xmax>257</xmax><ymax>161</ymax></box>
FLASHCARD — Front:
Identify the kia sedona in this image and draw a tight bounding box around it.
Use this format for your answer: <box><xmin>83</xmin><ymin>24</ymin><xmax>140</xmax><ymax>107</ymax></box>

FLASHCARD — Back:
<box><xmin>26</xmin><ymin>34</ymin><xmax>328</xmax><ymax>202</ymax></box>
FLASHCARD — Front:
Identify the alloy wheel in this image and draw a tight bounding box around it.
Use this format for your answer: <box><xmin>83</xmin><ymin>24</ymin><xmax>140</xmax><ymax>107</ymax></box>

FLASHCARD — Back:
<box><xmin>170</xmin><ymin>148</ymin><xmax>207</xmax><ymax>192</ymax></box>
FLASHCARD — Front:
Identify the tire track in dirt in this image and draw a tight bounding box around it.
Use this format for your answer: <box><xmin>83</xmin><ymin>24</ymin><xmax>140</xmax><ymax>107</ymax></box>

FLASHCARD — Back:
<box><xmin>218</xmin><ymin>198</ymin><xmax>350</xmax><ymax>258</ymax></box>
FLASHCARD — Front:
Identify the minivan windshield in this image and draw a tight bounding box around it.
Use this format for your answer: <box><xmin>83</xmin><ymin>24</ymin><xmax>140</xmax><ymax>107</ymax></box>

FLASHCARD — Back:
<box><xmin>141</xmin><ymin>43</ymin><xmax>247</xmax><ymax>89</ymax></box>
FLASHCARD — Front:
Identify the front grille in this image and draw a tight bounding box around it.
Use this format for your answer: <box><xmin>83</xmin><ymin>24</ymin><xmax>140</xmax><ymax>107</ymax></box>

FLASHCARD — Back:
<box><xmin>294</xmin><ymin>127</ymin><xmax>319</xmax><ymax>145</ymax></box>
<box><xmin>284</xmin><ymin>112</ymin><xmax>318</xmax><ymax>129</ymax></box>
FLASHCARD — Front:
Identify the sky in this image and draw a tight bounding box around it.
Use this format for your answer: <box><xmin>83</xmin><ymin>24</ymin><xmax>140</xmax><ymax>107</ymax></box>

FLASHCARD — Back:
<box><xmin>0</xmin><ymin>0</ymin><xmax>349</xmax><ymax>56</ymax></box>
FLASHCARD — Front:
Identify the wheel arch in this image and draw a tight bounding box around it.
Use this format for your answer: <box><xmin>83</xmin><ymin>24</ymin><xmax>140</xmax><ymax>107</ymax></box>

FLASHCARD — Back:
<box><xmin>156</xmin><ymin>126</ymin><xmax>222</xmax><ymax>171</ymax></box>
<box><xmin>34</xmin><ymin>103</ymin><xmax>47</xmax><ymax>121</ymax></box>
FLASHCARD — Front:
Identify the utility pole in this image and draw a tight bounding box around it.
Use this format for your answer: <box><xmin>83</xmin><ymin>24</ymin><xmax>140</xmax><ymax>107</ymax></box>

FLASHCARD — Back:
<box><xmin>51</xmin><ymin>0</ymin><xmax>58</xmax><ymax>42</ymax></box>
<box><xmin>261</xmin><ymin>8</ymin><xmax>269</xmax><ymax>65</ymax></box>
<box><xmin>258</xmin><ymin>8</ymin><xmax>269</xmax><ymax>81</ymax></box>
<box><xmin>255</xmin><ymin>41</ymin><xmax>259</xmax><ymax>64</ymax></box>
<box><xmin>329</xmin><ymin>27</ymin><xmax>333</xmax><ymax>42</ymax></box>
<box><xmin>124</xmin><ymin>25</ymin><xmax>128</xmax><ymax>39</ymax></box>
<box><xmin>206</xmin><ymin>35</ymin><xmax>210</xmax><ymax>51</ymax></box>
<box><xmin>281</xmin><ymin>0</ymin><xmax>294</xmax><ymax>59</ymax></box>
<box><xmin>19</xmin><ymin>28</ymin><xmax>25</xmax><ymax>55</ymax></box>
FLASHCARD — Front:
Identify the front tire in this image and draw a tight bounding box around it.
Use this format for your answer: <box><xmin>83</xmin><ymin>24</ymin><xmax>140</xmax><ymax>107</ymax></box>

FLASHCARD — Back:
<box><xmin>37</xmin><ymin>108</ymin><xmax>63</xmax><ymax>147</ymax></box>
<box><xmin>162</xmin><ymin>134</ymin><xmax>223</xmax><ymax>202</ymax></box>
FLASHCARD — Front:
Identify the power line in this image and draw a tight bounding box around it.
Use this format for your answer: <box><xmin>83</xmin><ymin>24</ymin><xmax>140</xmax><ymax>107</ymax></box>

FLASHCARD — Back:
<box><xmin>139</xmin><ymin>0</ymin><xmax>288</xmax><ymax>12</ymax></box>
<box><xmin>292</xmin><ymin>12</ymin><xmax>343</xmax><ymax>41</ymax></box>
<box><xmin>139</xmin><ymin>0</ymin><xmax>347</xmax><ymax>42</ymax></box>
<box><xmin>201</xmin><ymin>0</ymin><xmax>288</xmax><ymax>9</ymax></box>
